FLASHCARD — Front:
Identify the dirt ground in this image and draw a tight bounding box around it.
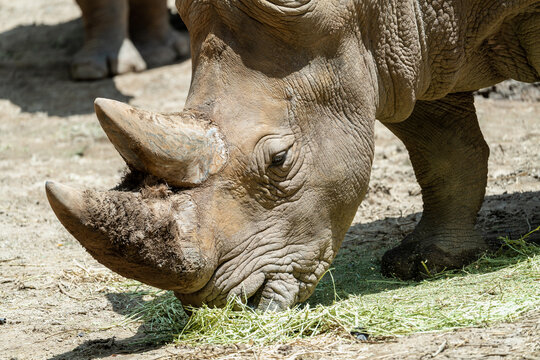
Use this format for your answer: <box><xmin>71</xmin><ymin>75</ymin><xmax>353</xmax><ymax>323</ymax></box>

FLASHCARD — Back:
<box><xmin>0</xmin><ymin>1</ymin><xmax>539</xmax><ymax>359</ymax></box>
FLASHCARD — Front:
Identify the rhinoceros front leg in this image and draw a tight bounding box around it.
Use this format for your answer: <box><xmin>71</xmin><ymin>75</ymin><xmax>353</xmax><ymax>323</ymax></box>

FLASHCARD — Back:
<box><xmin>72</xmin><ymin>0</ymin><xmax>146</xmax><ymax>80</ymax></box>
<box><xmin>128</xmin><ymin>0</ymin><xmax>190</xmax><ymax>68</ymax></box>
<box><xmin>381</xmin><ymin>92</ymin><xmax>490</xmax><ymax>279</ymax></box>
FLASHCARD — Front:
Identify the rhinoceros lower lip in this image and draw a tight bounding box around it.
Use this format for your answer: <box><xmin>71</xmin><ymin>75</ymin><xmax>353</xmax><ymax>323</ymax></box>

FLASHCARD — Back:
<box><xmin>45</xmin><ymin>180</ymin><xmax>216</xmax><ymax>293</ymax></box>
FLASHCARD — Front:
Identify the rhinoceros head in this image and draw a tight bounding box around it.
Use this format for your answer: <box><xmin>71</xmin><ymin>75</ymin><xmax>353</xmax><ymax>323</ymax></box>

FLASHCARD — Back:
<box><xmin>47</xmin><ymin>0</ymin><xmax>379</xmax><ymax>310</ymax></box>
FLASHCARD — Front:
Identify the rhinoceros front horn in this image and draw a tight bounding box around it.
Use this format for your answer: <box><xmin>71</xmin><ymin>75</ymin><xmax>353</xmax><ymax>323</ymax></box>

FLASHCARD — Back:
<box><xmin>94</xmin><ymin>98</ymin><xmax>228</xmax><ymax>187</ymax></box>
<box><xmin>45</xmin><ymin>181</ymin><xmax>216</xmax><ymax>293</ymax></box>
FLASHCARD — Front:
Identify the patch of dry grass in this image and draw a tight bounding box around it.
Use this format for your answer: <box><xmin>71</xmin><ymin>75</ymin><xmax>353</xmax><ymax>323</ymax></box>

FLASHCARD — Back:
<box><xmin>123</xmin><ymin>227</ymin><xmax>540</xmax><ymax>345</ymax></box>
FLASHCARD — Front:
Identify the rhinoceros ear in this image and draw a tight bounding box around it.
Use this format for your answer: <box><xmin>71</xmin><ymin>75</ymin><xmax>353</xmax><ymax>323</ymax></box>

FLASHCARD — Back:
<box><xmin>94</xmin><ymin>98</ymin><xmax>227</xmax><ymax>187</ymax></box>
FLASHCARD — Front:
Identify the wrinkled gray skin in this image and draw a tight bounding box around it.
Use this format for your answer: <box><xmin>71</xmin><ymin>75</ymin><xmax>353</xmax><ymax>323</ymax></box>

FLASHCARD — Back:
<box><xmin>72</xmin><ymin>0</ymin><xmax>190</xmax><ymax>80</ymax></box>
<box><xmin>47</xmin><ymin>0</ymin><xmax>540</xmax><ymax>310</ymax></box>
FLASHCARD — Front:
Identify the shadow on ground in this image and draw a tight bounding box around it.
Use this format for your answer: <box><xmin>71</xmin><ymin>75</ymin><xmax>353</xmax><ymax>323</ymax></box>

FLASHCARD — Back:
<box><xmin>49</xmin><ymin>191</ymin><xmax>539</xmax><ymax>359</ymax></box>
<box><xmin>0</xmin><ymin>19</ymin><xmax>126</xmax><ymax>118</ymax></box>
<box><xmin>0</xmin><ymin>16</ymin><xmax>190</xmax><ymax>117</ymax></box>
<box><xmin>0</xmin><ymin>19</ymin><xmax>130</xmax><ymax>116</ymax></box>
<box><xmin>308</xmin><ymin>190</ymin><xmax>540</xmax><ymax>305</ymax></box>
<box><xmin>48</xmin><ymin>292</ymin><xmax>173</xmax><ymax>360</ymax></box>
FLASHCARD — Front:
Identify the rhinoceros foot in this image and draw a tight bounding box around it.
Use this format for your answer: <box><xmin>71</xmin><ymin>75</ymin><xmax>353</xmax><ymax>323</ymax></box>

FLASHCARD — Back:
<box><xmin>132</xmin><ymin>29</ymin><xmax>190</xmax><ymax>69</ymax></box>
<box><xmin>381</xmin><ymin>230</ymin><xmax>490</xmax><ymax>280</ymax></box>
<box><xmin>71</xmin><ymin>38</ymin><xmax>146</xmax><ymax>80</ymax></box>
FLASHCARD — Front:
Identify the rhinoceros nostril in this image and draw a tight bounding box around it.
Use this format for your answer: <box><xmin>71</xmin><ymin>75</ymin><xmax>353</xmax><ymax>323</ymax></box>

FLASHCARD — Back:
<box><xmin>246</xmin><ymin>279</ymin><xmax>267</xmax><ymax>310</ymax></box>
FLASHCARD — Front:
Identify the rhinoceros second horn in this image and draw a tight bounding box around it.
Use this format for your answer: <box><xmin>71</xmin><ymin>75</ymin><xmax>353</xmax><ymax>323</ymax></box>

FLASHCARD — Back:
<box><xmin>94</xmin><ymin>98</ymin><xmax>228</xmax><ymax>187</ymax></box>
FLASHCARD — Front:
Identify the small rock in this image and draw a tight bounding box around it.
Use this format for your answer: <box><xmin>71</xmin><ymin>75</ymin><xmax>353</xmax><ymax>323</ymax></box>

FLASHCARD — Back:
<box><xmin>350</xmin><ymin>327</ymin><xmax>370</xmax><ymax>341</ymax></box>
<box><xmin>277</xmin><ymin>344</ymin><xmax>292</xmax><ymax>355</ymax></box>
<box><xmin>0</xmin><ymin>317</ymin><xmax>6</xmax><ymax>325</ymax></box>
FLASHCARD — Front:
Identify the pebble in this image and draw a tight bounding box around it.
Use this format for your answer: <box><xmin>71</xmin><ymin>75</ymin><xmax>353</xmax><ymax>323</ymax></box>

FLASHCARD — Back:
<box><xmin>350</xmin><ymin>327</ymin><xmax>370</xmax><ymax>341</ymax></box>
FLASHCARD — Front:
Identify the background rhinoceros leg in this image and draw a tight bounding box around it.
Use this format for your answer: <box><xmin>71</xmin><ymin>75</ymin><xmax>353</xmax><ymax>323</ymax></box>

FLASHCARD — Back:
<box><xmin>72</xmin><ymin>0</ymin><xmax>146</xmax><ymax>80</ymax></box>
<box><xmin>128</xmin><ymin>0</ymin><xmax>190</xmax><ymax>68</ymax></box>
<box><xmin>381</xmin><ymin>92</ymin><xmax>490</xmax><ymax>279</ymax></box>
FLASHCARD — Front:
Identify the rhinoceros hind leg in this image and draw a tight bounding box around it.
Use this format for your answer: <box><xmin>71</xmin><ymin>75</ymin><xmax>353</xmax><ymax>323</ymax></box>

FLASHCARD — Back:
<box><xmin>72</xmin><ymin>0</ymin><xmax>146</xmax><ymax>80</ymax></box>
<box><xmin>381</xmin><ymin>92</ymin><xmax>490</xmax><ymax>279</ymax></box>
<box><xmin>128</xmin><ymin>0</ymin><xmax>190</xmax><ymax>68</ymax></box>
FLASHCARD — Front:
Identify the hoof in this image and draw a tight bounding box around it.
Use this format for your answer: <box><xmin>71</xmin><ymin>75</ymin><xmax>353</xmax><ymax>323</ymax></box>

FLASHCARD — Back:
<box><xmin>134</xmin><ymin>30</ymin><xmax>190</xmax><ymax>69</ymax></box>
<box><xmin>381</xmin><ymin>233</ymin><xmax>489</xmax><ymax>280</ymax></box>
<box><xmin>71</xmin><ymin>38</ymin><xmax>146</xmax><ymax>80</ymax></box>
<box><xmin>381</xmin><ymin>242</ymin><xmax>420</xmax><ymax>280</ymax></box>
<box><xmin>71</xmin><ymin>55</ymin><xmax>108</xmax><ymax>80</ymax></box>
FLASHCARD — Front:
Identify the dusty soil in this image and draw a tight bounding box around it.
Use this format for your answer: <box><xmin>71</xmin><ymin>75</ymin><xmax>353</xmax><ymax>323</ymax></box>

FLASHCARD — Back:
<box><xmin>0</xmin><ymin>1</ymin><xmax>539</xmax><ymax>359</ymax></box>
<box><xmin>475</xmin><ymin>80</ymin><xmax>540</xmax><ymax>102</ymax></box>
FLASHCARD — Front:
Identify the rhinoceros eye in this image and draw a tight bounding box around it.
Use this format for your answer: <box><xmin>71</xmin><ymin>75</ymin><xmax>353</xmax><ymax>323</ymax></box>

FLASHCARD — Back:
<box><xmin>271</xmin><ymin>151</ymin><xmax>287</xmax><ymax>166</ymax></box>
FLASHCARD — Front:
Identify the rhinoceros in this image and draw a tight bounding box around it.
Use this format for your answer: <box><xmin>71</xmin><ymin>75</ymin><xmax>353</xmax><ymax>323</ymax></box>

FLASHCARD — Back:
<box><xmin>71</xmin><ymin>0</ymin><xmax>189</xmax><ymax>80</ymax></box>
<box><xmin>47</xmin><ymin>0</ymin><xmax>540</xmax><ymax>310</ymax></box>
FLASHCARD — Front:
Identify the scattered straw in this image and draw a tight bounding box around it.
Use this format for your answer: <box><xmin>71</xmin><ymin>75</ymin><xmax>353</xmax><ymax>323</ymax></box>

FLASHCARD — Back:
<box><xmin>121</xmin><ymin>227</ymin><xmax>540</xmax><ymax>345</ymax></box>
